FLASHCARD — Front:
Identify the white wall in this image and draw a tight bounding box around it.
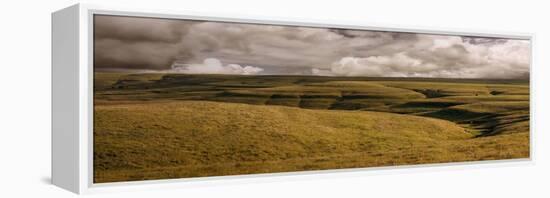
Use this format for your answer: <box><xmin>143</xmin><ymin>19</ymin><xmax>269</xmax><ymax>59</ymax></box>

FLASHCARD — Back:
<box><xmin>0</xmin><ymin>0</ymin><xmax>548</xmax><ymax>197</ymax></box>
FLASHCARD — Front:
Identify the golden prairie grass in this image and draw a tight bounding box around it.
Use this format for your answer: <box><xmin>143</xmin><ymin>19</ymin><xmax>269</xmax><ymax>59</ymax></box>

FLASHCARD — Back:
<box><xmin>93</xmin><ymin>72</ymin><xmax>530</xmax><ymax>183</ymax></box>
<box><xmin>94</xmin><ymin>100</ymin><xmax>528</xmax><ymax>183</ymax></box>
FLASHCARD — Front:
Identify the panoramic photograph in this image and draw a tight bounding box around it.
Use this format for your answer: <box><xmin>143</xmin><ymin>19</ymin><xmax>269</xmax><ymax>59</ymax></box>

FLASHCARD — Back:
<box><xmin>93</xmin><ymin>15</ymin><xmax>531</xmax><ymax>183</ymax></box>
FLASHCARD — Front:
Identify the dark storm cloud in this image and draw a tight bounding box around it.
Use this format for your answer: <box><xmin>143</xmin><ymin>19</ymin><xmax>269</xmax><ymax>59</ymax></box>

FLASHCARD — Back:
<box><xmin>94</xmin><ymin>15</ymin><xmax>196</xmax><ymax>69</ymax></box>
<box><xmin>94</xmin><ymin>15</ymin><xmax>530</xmax><ymax>78</ymax></box>
<box><xmin>95</xmin><ymin>15</ymin><xmax>194</xmax><ymax>43</ymax></box>
<box><xmin>462</xmin><ymin>36</ymin><xmax>508</xmax><ymax>45</ymax></box>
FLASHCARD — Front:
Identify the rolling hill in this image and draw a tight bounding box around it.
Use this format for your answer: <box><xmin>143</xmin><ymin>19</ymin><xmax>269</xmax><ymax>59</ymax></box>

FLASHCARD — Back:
<box><xmin>93</xmin><ymin>72</ymin><xmax>530</xmax><ymax>183</ymax></box>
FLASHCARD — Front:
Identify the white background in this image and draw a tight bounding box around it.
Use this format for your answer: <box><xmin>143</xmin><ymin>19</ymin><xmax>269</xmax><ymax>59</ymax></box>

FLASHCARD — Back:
<box><xmin>0</xmin><ymin>0</ymin><xmax>548</xmax><ymax>197</ymax></box>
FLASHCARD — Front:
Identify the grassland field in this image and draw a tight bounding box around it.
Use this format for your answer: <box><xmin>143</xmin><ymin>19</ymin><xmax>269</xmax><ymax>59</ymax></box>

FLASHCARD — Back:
<box><xmin>93</xmin><ymin>72</ymin><xmax>530</xmax><ymax>183</ymax></box>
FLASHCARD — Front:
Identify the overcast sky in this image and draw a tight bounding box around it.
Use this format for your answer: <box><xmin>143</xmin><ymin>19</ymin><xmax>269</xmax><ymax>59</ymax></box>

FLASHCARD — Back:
<box><xmin>94</xmin><ymin>15</ymin><xmax>531</xmax><ymax>79</ymax></box>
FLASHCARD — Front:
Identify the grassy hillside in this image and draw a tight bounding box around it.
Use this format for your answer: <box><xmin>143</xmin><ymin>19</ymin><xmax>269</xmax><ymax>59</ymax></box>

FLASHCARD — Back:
<box><xmin>95</xmin><ymin>72</ymin><xmax>529</xmax><ymax>136</ymax></box>
<box><xmin>94</xmin><ymin>100</ymin><xmax>527</xmax><ymax>183</ymax></box>
<box><xmin>94</xmin><ymin>72</ymin><xmax>530</xmax><ymax>183</ymax></box>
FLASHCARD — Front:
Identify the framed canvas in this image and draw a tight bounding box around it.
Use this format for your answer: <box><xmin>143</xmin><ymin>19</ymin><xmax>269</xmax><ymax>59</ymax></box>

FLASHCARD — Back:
<box><xmin>52</xmin><ymin>3</ymin><xmax>534</xmax><ymax>194</ymax></box>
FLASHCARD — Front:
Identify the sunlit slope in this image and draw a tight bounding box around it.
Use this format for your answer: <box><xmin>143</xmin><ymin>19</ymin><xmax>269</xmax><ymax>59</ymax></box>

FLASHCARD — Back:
<box><xmin>95</xmin><ymin>73</ymin><xmax>529</xmax><ymax>137</ymax></box>
<box><xmin>94</xmin><ymin>101</ymin><xmax>527</xmax><ymax>183</ymax></box>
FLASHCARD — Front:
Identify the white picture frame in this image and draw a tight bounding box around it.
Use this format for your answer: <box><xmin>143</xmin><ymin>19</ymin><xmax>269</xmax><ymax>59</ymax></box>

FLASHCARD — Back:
<box><xmin>52</xmin><ymin>3</ymin><xmax>535</xmax><ymax>194</ymax></box>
